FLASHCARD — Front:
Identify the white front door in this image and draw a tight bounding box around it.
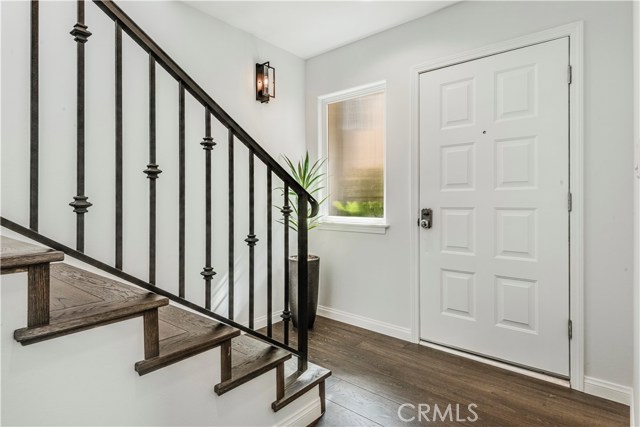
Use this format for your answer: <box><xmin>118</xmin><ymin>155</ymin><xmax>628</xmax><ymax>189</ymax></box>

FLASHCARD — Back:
<box><xmin>419</xmin><ymin>38</ymin><xmax>570</xmax><ymax>376</ymax></box>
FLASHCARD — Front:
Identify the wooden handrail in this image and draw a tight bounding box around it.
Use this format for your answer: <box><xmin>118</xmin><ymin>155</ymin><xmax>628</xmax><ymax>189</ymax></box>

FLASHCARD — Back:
<box><xmin>92</xmin><ymin>0</ymin><xmax>319</xmax><ymax>217</ymax></box>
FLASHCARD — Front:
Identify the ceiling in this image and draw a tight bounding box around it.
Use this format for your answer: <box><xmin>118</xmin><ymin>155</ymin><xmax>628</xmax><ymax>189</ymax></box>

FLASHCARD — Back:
<box><xmin>183</xmin><ymin>1</ymin><xmax>457</xmax><ymax>59</ymax></box>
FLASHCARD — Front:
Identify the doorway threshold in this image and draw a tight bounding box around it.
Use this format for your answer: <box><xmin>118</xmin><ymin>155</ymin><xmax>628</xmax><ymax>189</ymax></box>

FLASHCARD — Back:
<box><xmin>419</xmin><ymin>340</ymin><xmax>571</xmax><ymax>388</ymax></box>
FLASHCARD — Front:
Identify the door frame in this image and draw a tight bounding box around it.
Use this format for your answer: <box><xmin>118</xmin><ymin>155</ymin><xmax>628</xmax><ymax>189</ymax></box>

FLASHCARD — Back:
<box><xmin>409</xmin><ymin>22</ymin><xmax>585</xmax><ymax>390</ymax></box>
<box><xmin>633</xmin><ymin>2</ymin><xmax>639</xmax><ymax>422</ymax></box>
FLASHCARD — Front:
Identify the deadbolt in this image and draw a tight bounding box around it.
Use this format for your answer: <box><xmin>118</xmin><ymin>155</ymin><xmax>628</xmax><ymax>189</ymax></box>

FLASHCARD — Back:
<box><xmin>420</xmin><ymin>208</ymin><xmax>433</xmax><ymax>229</ymax></box>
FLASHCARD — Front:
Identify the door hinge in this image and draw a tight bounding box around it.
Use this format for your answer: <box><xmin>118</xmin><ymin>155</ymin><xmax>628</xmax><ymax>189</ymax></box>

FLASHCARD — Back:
<box><xmin>568</xmin><ymin>320</ymin><xmax>573</xmax><ymax>340</ymax></box>
<box><xmin>567</xmin><ymin>65</ymin><xmax>573</xmax><ymax>85</ymax></box>
<box><xmin>567</xmin><ymin>192</ymin><xmax>573</xmax><ymax>212</ymax></box>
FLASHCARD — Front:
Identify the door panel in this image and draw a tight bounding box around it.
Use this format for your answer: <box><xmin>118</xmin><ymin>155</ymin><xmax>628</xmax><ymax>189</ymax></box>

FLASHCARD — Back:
<box><xmin>419</xmin><ymin>38</ymin><xmax>569</xmax><ymax>376</ymax></box>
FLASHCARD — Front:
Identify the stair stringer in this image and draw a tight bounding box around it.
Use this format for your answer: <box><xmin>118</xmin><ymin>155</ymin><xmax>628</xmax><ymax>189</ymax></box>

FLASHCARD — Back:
<box><xmin>1</xmin><ymin>262</ymin><xmax>321</xmax><ymax>426</ymax></box>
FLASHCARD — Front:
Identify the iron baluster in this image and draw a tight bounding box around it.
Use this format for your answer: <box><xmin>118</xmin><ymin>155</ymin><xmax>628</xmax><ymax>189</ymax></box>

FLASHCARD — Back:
<box><xmin>29</xmin><ymin>0</ymin><xmax>39</xmax><ymax>231</ymax></box>
<box><xmin>245</xmin><ymin>152</ymin><xmax>258</xmax><ymax>329</ymax></box>
<box><xmin>281</xmin><ymin>183</ymin><xmax>292</xmax><ymax>345</ymax></box>
<box><xmin>69</xmin><ymin>0</ymin><xmax>92</xmax><ymax>252</ymax></box>
<box><xmin>178</xmin><ymin>83</ymin><xmax>185</xmax><ymax>298</ymax></box>
<box><xmin>228</xmin><ymin>129</ymin><xmax>235</xmax><ymax>320</ymax></box>
<box><xmin>114</xmin><ymin>21</ymin><xmax>123</xmax><ymax>269</ymax></box>
<box><xmin>143</xmin><ymin>55</ymin><xmax>162</xmax><ymax>284</ymax></box>
<box><xmin>267</xmin><ymin>168</ymin><xmax>273</xmax><ymax>337</ymax></box>
<box><xmin>201</xmin><ymin>109</ymin><xmax>216</xmax><ymax>309</ymax></box>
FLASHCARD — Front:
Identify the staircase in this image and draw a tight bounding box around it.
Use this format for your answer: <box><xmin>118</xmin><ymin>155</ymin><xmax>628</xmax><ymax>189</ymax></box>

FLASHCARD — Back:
<box><xmin>1</xmin><ymin>235</ymin><xmax>330</xmax><ymax>425</ymax></box>
<box><xmin>1</xmin><ymin>0</ymin><xmax>331</xmax><ymax>424</ymax></box>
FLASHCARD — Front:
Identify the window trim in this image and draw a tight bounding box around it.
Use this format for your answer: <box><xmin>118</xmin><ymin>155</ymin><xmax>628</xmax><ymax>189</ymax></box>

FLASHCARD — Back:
<box><xmin>317</xmin><ymin>81</ymin><xmax>388</xmax><ymax>233</ymax></box>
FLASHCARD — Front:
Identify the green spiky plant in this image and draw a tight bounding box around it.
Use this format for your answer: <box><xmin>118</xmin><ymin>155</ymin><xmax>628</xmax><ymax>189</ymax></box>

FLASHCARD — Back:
<box><xmin>277</xmin><ymin>152</ymin><xmax>327</xmax><ymax>232</ymax></box>
<box><xmin>333</xmin><ymin>200</ymin><xmax>384</xmax><ymax>218</ymax></box>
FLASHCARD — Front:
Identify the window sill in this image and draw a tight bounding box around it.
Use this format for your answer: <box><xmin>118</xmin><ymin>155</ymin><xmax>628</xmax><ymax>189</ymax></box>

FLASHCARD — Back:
<box><xmin>317</xmin><ymin>220</ymin><xmax>389</xmax><ymax>235</ymax></box>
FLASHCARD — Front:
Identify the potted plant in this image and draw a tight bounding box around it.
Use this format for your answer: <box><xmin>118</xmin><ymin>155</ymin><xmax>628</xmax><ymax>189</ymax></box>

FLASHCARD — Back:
<box><xmin>278</xmin><ymin>152</ymin><xmax>326</xmax><ymax>329</ymax></box>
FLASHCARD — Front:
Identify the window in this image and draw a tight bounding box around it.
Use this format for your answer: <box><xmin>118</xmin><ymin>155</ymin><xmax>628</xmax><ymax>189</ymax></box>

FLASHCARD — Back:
<box><xmin>319</xmin><ymin>82</ymin><xmax>387</xmax><ymax>233</ymax></box>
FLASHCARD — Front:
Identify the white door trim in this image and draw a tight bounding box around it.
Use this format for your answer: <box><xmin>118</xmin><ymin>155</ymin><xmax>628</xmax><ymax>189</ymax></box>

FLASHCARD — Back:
<box><xmin>633</xmin><ymin>1</ymin><xmax>640</xmax><ymax>423</ymax></box>
<box><xmin>409</xmin><ymin>21</ymin><xmax>585</xmax><ymax>390</ymax></box>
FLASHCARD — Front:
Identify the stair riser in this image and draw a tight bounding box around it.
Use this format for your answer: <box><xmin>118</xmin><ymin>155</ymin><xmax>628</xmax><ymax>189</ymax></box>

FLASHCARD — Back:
<box><xmin>271</xmin><ymin>360</ymin><xmax>331</xmax><ymax>412</ymax></box>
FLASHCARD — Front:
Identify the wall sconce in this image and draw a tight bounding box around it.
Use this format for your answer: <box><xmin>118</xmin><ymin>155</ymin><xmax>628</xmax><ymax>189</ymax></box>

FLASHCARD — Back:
<box><xmin>256</xmin><ymin>61</ymin><xmax>275</xmax><ymax>103</ymax></box>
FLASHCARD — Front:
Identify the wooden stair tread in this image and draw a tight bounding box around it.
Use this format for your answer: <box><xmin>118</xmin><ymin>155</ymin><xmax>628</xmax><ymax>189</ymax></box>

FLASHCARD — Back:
<box><xmin>134</xmin><ymin>305</ymin><xmax>240</xmax><ymax>375</ymax></box>
<box><xmin>272</xmin><ymin>359</ymin><xmax>331</xmax><ymax>412</ymax></box>
<box><xmin>214</xmin><ymin>335</ymin><xmax>292</xmax><ymax>395</ymax></box>
<box><xmin>14</xmin><ymin>263</ymin><xmax>168</xmax><ymax>345</ymax></box>
<box><xmin>1</xmin><ymin>236</ymin><xmax>63</xmax><ymax>272</ymax></box>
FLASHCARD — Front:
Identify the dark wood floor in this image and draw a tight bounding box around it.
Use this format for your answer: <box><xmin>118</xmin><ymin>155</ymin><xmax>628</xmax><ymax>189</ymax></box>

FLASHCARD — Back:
<box><xmin>269</xmin><ymin>317</ymin><xmax>629</xmax><ymax>427</ymax></box>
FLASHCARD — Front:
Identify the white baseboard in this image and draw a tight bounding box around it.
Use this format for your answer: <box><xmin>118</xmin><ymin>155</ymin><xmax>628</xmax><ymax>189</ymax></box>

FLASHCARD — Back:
<box><xmin>317</xmin><ymin>305</ymin><xmax>413</xmax><ymax>342</ymax></box>
<box><xmin>584</xmin><ymin>376</ymin><xmax>632</xmax><ymax>406</ymax></box>
<box><xmin>276</xmin><ymin>396</ymin><xmax>322</xmax><ymax>427</ymax></box>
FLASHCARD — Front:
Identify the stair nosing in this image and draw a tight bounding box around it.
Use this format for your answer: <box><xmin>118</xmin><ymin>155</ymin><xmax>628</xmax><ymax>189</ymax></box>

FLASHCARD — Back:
<box><xmin>214</xmin><ymin>336</ymin><xmax>292</xmax><ymax>396</ymax></box>
<box><xmin>1</xmin><ymin>251</ymin><xmax>64</xmax><ymax>271</ymax></box>
<box><xmin>135</xmin><ymin>327</ymin><xmax>241</xmax><ymax>375</ymax></box>
<box><xmin>14</xmin><ymin>293</ymin><xmax>168</xmax><ymax>345</ymax></box>
<box><xmin>1</xmin><ymin>237</ymin><xmax>64</xmax><ymax>269</ymax></box>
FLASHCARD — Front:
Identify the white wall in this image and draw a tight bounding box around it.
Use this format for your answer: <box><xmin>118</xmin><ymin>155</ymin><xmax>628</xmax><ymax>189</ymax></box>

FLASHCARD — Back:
<box><xmin>0</xmin><ymin>262</ymin><xmax>320</xmax><ymax>426</ymax></box>
<box><xmin>305</xmin><ymin>1</ymin><xmax>634</xmax><ymax>390</ymax></box>
<box><xmin>1</xmin><ymin>0</ymin><xmax>307</xmax><ymax>325</ymax></box>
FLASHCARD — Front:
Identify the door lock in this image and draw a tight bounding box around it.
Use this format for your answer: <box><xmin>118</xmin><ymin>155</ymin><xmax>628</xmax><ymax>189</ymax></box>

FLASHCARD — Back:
<box><xmin>420</xmin><ymin>208</ymin><xmax>433</xmax><ymax>229</ymax></box>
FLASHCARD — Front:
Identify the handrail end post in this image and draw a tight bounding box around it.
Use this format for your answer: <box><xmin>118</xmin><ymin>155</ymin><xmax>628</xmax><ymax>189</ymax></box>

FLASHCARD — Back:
<box><xmin>297</xmin><ymin>192</ymin><xmax>309</xmax><ymax>373</ymax></box>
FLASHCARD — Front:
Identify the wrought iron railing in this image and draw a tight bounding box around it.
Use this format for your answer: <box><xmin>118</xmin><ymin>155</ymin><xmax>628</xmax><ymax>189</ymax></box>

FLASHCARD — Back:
<box><xmin>4</xmin><ymin>0</ymin><xmax>318</xmax><ymax>372</ymax></box>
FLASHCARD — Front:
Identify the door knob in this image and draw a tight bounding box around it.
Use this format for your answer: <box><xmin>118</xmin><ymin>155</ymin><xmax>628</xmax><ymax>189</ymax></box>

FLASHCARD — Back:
<box><xmin>420</xmin><ymin>208</ymin><xmax>433</xmax><ymax>229</ymax></box>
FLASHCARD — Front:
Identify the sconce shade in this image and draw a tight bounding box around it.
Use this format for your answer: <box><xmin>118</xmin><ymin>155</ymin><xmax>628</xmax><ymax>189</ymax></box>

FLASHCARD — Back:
<box><xmin>256</xmin><ymin>62</ymin><xmax>275</xmax><ymax>103</ymax></box>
